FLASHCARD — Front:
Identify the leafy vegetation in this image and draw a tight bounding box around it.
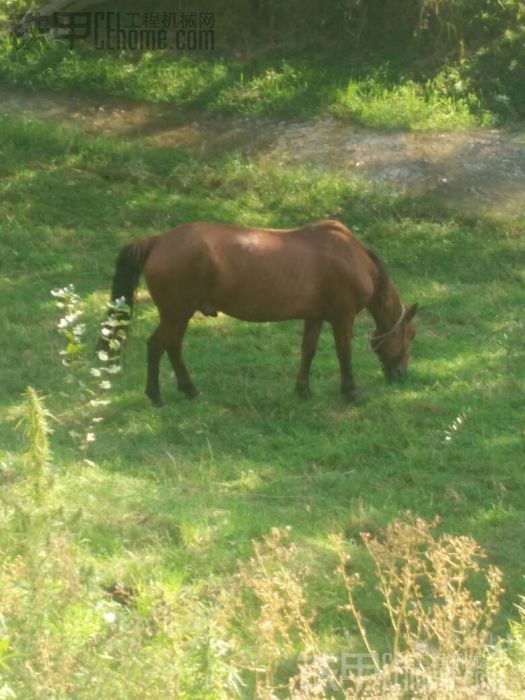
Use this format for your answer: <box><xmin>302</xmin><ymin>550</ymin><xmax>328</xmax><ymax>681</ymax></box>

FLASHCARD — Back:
<box><xmin>0</xmin><ymin>105</ymin><xmax>524</xmax><ymax>695</ymax></box>
<box><xmin>0</xmin><ymin>38</ymin><xmax>501</xmax><ymax>127</ymax></box>
<box><xmin>0</xmin><ymin>0</ymin><xmax>524</xmax><ymax>126</ymax></box>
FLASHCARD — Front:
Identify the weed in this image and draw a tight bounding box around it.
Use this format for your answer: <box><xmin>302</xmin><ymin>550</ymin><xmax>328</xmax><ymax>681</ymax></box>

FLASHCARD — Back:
<box><xmin>214</xmin><ymin>518</ymin><xmax>522</xmax><ymax>698</ymax></box>
<box><xmin>51</xmin><ymin>284</ymin><xmax>128</xmax><ymax>454</ymax></box>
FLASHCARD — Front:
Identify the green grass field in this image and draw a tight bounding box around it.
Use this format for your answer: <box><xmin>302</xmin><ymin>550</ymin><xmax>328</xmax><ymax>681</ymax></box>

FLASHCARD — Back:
<box><xmin>1</xmin><ymin>98</ymin><xmax>525</xmax><ymax>696</ymax></box>
<box><xmin>0</xmin><ymin>37</ymin><xmax>503</xmax><ymax>128</ymax></box>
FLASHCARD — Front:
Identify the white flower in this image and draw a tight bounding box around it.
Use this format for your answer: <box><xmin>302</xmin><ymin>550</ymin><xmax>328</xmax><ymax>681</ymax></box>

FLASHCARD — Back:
<box><xmin>65</xmin><ymin>312</ymin><xmax>82</xmax><ymax>324</ymax></box>
<box><xmin>105</xmin><ymin>364</ymin><xmax>121</xmax><ymax>374</ymax></box>
<box><xmin>86</xmin><ymin>432</ymin><xmax>96</xmax><ymax>442</ymax></box>
<box><xmin>103</xmin><ymin>611</ymin><xmax>117</xmax><ymax>624</ymax></box>
<box><xmin>90</xmin><ymin>368</ymin><xmax>102</xmax><ymax>377</ymax></box>
<box><xmin>114</xmin><ymin>296</ymin><xmax>128</xmax><ymax>309</ymax></box>
<box><xmin>100</xmin><ymin>381</ymin><xmax>111</xmax><ymax>390</ymax></box>
<box><xmin>100</xmin><ymin>327</ymin><xmax>112</xmax><ymax>337</ymax></box>
<box><xmin>98</xmin><ymin>351</ymin><xmax>109</xmax><ymax>362</ymax></box>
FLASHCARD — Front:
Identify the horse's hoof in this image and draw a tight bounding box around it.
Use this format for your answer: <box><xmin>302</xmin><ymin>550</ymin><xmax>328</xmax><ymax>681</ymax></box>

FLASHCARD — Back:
<box><xmin>179</xmin><ymin>385</ymin><xmax>199</xmax><ymax>399</ymax></box>
<box><xmin>148</xmin><ymin>396</ymin><xmax>165</xmax><ymax>408</ymax></box>
<box><xmin>296</xmin><ymin>384</ymin><xmax>312</xmax><ymax>399</ymax></box>
<box><xmin>342</xmin><ymin>387</ymin><xmax>363</xmax><ymax>404</ymax></box>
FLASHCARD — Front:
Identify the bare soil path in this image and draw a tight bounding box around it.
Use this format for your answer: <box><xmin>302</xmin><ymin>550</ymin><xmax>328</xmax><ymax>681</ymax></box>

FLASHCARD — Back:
<box><xmin>2</xmin><ymin>85</ymin><xmax>524</xmax><ymax>219</ymax></box>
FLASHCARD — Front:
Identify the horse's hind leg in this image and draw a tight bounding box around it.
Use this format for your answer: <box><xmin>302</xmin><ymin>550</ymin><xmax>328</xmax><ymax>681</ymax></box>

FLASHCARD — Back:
<box><xmin>146</xmin><ymin>317</ymin><xmax>197</xmax><ymax>405</ymax></box>
<box><xmin>146</xmin><ymin>325</ymin><xmax>167</xmax><ymax>407</ymax></box>
<box><xmin>296</xmin><ymin>318</ymin><xmax>323</xmax><ymax>398</ymax></box>
<box><xmin>165</xmin><ymin>317</ymin><xmax>199</xmax><ymax>399</ymax></box>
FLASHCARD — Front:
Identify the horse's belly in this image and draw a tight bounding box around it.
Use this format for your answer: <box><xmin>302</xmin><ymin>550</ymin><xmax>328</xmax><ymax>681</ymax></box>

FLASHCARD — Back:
<box><xmin>217</xmin><ymin>300</ymin><xmax>313</xmax><ymax>323</ymax></box>
<box><xmin>208</xmin><ymin>267</ymin><xmax>320</xmax><ymax>321</ymax></box>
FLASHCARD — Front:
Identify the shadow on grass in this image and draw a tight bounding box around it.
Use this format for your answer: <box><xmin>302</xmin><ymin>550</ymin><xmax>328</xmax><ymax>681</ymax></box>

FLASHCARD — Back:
<box><xmin>76</xmin><ymin>307</ymin><xmax>525</xmax><ymax>626</ymax></box>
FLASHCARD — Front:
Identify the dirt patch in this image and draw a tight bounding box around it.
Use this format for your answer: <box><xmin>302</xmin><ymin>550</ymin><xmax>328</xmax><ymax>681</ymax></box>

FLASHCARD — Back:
<box><xmin>264</xmin><ymin>119</ymin><xmax>525</xmax><ymax>218</ymax></box>
<box><xmin>2</xmin><ymin>85</ymin><xmax>524</xmax><ymax>218</ymax></box>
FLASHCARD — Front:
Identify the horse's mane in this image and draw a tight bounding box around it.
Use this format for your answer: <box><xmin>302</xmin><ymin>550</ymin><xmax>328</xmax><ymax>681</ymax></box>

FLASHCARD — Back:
<box><xmin>366</xmin><ymin>248</ymin><xmax>390</xmax><ymax>305</ymax></box>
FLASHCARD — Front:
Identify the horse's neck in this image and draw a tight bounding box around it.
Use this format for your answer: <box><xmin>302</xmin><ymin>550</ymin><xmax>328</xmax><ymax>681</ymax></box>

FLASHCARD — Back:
<box><xmin>367</xmin><ymin>278</ymin><xmax>403</xmax><ymax>332</ymax></box>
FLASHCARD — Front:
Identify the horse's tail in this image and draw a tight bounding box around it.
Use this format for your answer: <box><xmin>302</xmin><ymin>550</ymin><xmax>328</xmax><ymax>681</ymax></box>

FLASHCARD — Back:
<box><xmin>110</xmin><ymin>235</ymin><xmax>157</xmax><ymax>313</ymax></box>
<box><xmin>99</xmin><ymin>236</ymin><xmax>157</xmax><ymax>352</ymax></box>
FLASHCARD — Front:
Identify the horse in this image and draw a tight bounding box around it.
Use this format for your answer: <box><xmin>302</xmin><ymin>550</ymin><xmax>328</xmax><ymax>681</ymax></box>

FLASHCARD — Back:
<box><xmin>101</xmin><ymin>220</ymin><xmax>418</xmax><ymax>406</ymax></box>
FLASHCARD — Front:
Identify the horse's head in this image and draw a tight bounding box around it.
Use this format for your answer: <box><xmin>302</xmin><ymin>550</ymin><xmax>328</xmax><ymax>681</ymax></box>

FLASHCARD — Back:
<box><xmin>371</xmin><ymin>303</ymin><xmax>419</xmax><ymax>380</ymax></box>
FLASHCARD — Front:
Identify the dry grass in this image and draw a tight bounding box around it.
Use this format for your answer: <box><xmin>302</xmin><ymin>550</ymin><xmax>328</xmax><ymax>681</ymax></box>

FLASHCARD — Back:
<box><xmin>217</xmin><ymin>518</ymin><xmax>523</xmax><ymax>699</ymax></box>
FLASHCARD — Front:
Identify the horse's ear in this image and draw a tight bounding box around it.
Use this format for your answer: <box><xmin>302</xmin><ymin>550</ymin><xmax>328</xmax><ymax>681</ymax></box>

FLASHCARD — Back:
<box><xmin>405</xmin><ymin>303</ymin><xmax>419</xmax><ymax>322</ymax></box>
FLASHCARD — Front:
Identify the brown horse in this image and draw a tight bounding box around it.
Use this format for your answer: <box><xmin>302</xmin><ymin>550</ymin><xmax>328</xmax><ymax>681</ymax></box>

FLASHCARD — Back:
<box><xmin>103</xmin><ymin>220</ymin><xmax>418</xmax><ymax>406</ymax></box>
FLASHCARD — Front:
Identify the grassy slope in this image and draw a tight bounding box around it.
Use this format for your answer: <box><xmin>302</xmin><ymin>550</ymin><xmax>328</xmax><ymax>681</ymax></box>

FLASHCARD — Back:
<box><xmin>1</xmin><ymin>111</ymin><xmax>524</xmax><ymax>694</ymax></box>
<box><xmin>0</xmin><ymin>36</ymin><xmax>498</xmax><ymax>128</ymax></box>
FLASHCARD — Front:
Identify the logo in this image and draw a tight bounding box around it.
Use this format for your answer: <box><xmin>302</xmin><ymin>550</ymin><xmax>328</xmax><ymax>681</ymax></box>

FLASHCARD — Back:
<box><xmin>11</xmin><ymin>11</ymin><xmax>215</xmax><ymax>50</ymax></box>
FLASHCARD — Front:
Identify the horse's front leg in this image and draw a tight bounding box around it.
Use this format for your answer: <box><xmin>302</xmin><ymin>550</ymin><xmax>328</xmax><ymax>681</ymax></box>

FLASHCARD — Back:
<box><xmin>296</xmin><ymin>318</ymin><xmax>323</xmax><ymax>398</ymax></box>
<box><xmin>330</xmin><ymin>315</ymin><xmax>360</xmax><ymax>401</ymax></box>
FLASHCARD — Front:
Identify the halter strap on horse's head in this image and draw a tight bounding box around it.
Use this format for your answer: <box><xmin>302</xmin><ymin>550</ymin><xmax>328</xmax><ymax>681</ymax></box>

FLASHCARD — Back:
<box><xmin>368</xmin><ymin>305</ymin><xmax>407</xmax><ymax>352</ymax></box>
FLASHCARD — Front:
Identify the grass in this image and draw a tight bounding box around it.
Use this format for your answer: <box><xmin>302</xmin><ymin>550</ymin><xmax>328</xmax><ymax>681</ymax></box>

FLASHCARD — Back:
<box><xmin>1</xmin><ymin>0</ymin><xmax>524</xmax><ymax>130</ymax></box>
<box><xmin>0</xmin><ymin>35</ymin><xmax>502</xmax><ymax>128</ymax></box>
<box><xmin>0</xmin><ymin>108</ymin><xmax>525</xmax><ymax>696</ymax></box>
<box><xmin>332</xmin><ymin>73</ymin><xmax>494</xmax><ymax>128</ymax></box>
